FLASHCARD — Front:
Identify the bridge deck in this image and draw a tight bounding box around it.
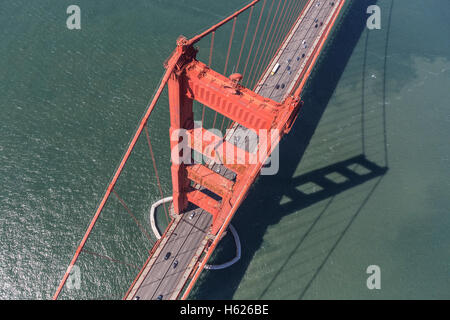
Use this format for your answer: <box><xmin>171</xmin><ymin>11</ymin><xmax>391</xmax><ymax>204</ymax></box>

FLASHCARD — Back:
<box><xmin>126</xmin><ymin>206</ymin><xmax>211</xmax><ymax>300</ymax></box>
<box><xmin>125</xmin><ymin>0</ymin><xmax>343</xmax><ymax>300</ymax></box>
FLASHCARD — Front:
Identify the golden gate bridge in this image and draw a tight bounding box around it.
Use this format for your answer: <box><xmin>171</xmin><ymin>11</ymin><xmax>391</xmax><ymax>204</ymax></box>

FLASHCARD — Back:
<box><xmin>54</xmin><ymin>0</ymin><xmax>347</xmax><ymax>300</ymax></box>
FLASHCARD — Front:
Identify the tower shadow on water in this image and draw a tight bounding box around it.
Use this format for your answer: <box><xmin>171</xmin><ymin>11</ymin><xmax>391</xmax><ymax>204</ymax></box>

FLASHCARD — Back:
<box><xmin>191</xmin><ymin>0</ymin><xmax>391</xmax><ymax>300</ymax></box>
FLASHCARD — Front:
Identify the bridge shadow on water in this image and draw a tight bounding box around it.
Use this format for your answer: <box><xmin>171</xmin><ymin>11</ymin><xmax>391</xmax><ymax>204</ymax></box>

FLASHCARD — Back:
<box><xmin>192</xmin><ymin>0</ymin><xmax>391</xmax><ymax>299</ymax></box>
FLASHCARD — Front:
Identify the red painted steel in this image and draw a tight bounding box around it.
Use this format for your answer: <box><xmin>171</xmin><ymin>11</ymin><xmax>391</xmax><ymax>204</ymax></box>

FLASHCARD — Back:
<box><xmin>187</xmin><ymin>128</ymin><xmax>249</xmax><ymax>175</ymax></box>
<box><xmin>186</xmin><ymin>164</ymin><xmax>234</xmax><ymax>198</ymax></box>
<box><xmin>168</xmin><ymin>60</ymin><xmax>194</xmax><ymax>214</ymax></box>
<box><xmin>167</xmin><ymin>43</ymin><xmax>301</xmax><ymax>236</ymax></box>
<box><xmin>186</xmin><ymin>190</ymin><xmax>221</xmax><ymax>216</ymax></box>
<box><xmin>184</xmin><ymin>60</ymin><xmax>281</xmax><ymax>131</ymax></box>
<box><xmin>55</xmin><ymin>0</ymin><xmax>346</xmax><ymax>301</ymax></box>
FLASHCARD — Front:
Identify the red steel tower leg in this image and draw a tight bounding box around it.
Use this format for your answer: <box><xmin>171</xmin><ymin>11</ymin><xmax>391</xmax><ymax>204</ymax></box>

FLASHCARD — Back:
<box><xmin>168</xmin><ymin>67</ymin><xmax>194</xmax><ymax>214</ymax></box>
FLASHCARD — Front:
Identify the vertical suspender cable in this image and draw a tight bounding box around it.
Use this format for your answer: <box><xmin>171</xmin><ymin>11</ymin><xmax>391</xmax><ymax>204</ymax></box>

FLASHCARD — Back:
<box><xmin>112</xmin><ymin>190</ymin><xmax>155</xmax><ymax>245</ymax></box>
<box><xmin>82</xmin><ymin>249</ymin><xmax>140</xmax><ymax>270</ymax></box>
<box><xmin>208</xmin><ymin>31</ymin><xmax>215</xmax><ymax>68</ymax></box>
<box><xmin>267</xmin><ymin>0</ymin><xmax>295</xmax><ymax>63</ymax></box>
<box><xmin>223</xmin><ymin>17</ymin><xmax>237</xmax><ymax>76</ymax></box>
<box><xmin>202</xmin><ymin>31</ymin><xmax>215</xmax><ymax>126</ymax></box>
<box><xmin>53</xmin><ymin>55</ymin><xmax>179</xmax><ymax>299</ymax></box>
<box><xmin>221</xmin><ymin>9</ymin><xmax>255</xmax><ymax>132</ymax></box>
<box><xmin>253</xmin><ymin>0</ymin><xmax>299</xmax><ymax>88</ymax></box>
<box><xmin>213</xmin><ymin>17</ymin><xmax>237</xmax><ymax>129</ymax></box>
<box><xmin>263</xmin><ymin>1</ymin><xmax>294</xmax><ymax>66</ymax></box>
<box><xmin>144</xmin><ymin>125</ymin><xmax>169</xmax><ymax>224</ymax></box>
<box><xmin>253</xmin><ymin>0</ymin><xmax>306</xmax><ymax>89</ymax></box>
<box><xmin>249</xmin><ymin>0</ymin><xmax>282</xmax><ymax>88</ymax></box>
<box><xmin>229</xmin><ymin>0</ymin><xmax>303</xmax><ymax>129</ymax></box>
<box><xmin>235</xmin><ymin>6</ymin><xmax>254</xmax><ymax>72</ymax></box>
<box><xmin>245</xmin><ymin>0</ymin><xmax>275</xmax><ymax>87</ymax></box>
<box><xmin>220</xmin><ymin>17</ymin><xmax>237</xmax><ymax>131</ymax></box>
<box><xmin>242</xmin><ymin>0</ymin><xmax>267</xmax><ymax>80</ymax></box>
<box><xmin>259</xmin><ymin>0</ymin><xmax>289</xmax><ymax>75</ymax></box>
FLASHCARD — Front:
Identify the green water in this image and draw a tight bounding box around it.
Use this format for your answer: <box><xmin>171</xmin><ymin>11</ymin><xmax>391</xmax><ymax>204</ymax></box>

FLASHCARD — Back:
<box><xmin>0</xmin><ymin>0</ymin><xmax>449</xmax><ymax>299</ymax></box>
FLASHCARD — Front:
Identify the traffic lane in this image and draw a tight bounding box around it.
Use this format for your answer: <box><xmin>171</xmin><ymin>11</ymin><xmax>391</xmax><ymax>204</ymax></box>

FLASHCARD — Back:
<box><xmin>267</xmin><ymin>2</ymin><xmax>334</xmax><ymax>101</ymax></box>
<box><xmin>133</xmin><ymin>210</ymin><xmax>203</xmax><ymax>299</ymax></box>
<box><xmin>150</xmin><ymin>211</ymin><xmax>212</xmax><ymax>299</ymax></box>
<box><xmin>258</xmin><ymin>1</ymin><xmax>336</xmax><ymax>101</ymax></box>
